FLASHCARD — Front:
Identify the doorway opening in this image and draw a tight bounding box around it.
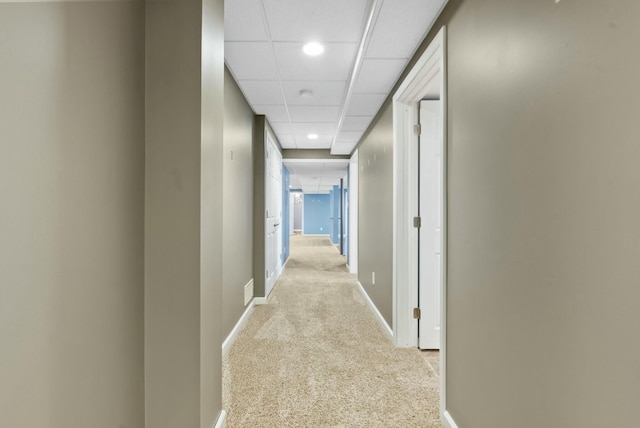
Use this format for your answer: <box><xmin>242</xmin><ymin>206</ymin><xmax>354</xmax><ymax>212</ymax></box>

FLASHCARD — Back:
<box><xmin>392</xmin><ymin>27</ymin><xmax>453</xmax><ymax>426</ymax></box>
<box><xmin>265</xmin><ymin>131</ymin><xmax>283</xmax><ymax>298</ymax></box>
<box><xmin>291</xmin><ymin>191</ymin><xmax>303</xmax><ymax>235</ymax></box>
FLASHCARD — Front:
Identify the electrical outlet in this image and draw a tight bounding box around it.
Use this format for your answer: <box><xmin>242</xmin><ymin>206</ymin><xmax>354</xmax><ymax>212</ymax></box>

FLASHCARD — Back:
<box><xmin>372</xmin><ymin>272</ymin><xmax>376</xmax><ymax>285</ymax></box>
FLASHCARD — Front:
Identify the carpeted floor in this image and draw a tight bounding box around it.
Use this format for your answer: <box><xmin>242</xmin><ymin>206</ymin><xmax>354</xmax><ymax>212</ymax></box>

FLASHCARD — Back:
<box><xmin>223</xmin><ymin>235</ymin><xmax>441</xmax><ymax>427</ymax></box>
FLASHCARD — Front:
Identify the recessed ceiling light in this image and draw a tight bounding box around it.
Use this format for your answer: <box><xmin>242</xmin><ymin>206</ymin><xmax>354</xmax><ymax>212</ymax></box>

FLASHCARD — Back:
<box><xmin>303</xmin><ymin>42</ymin><xmax>324</xmax><ymax>56</ymax></box>
<box><xmin>307</xmin><ymin>134</ymin><xmax>319</xmax><ymax>140</ymax></box>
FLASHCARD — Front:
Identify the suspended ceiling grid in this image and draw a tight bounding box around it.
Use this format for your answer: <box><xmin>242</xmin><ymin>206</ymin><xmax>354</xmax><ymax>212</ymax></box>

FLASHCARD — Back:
<box><xmin>224</xmin><ymin>0</ymin><xmax>447</xmax><ymax>156</ymax></box>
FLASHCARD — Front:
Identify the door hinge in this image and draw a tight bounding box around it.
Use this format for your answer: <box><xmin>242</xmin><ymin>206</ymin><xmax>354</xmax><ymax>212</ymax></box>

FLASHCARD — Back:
<box><xmin>266</xmin><ymin>270</ymin><xmax>269</xmax><ymax>278</ymax></box>
<box><xmin>413</xmin><ymin>307</ymin><xmax>421</xmax><ymax>320</ymax></box>
<box><xmin>413</xmin><ymin>124</ymin><xmax>422</xmax><ymax>136</ymax></box>
<box><xmin>413</xmin><ymin>216</ymin><xmax>422</xmax><ymax>228</ymax></box>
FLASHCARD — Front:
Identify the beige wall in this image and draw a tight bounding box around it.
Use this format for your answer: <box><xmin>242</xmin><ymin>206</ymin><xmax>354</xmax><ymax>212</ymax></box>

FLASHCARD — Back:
<box><xmin>0</xmin><ymin>0</ymin><xmax>225</xmax><ymax>426</ymax></box>
<box><xmin>200</xmin><ymin>0</ymin><xmax>225</xmax><ymax>424</ymax></box>
<box><xmin>0</xmin><ymin>1</ymin><xmax>145</xmax><ymax>426</ymax></box>
<box><xmin>252</xmin><ymin>116</ymin><xmax>267</xmax><ymax>297</ymax></box>
<box><xmin>223</xmin><ymin>67</ymin><xmax>255</xmax><ymax>338</ymax></box>
<box><xmin>145</xmin><ymin>0</ymin><xmax>224</xmax><ymax>427</ymax></box>
<box><xmin>282</xmin><ymin>149</ymin><xmax>350</xmax><ymax>160</ymax></box>
<box><xmin>445</xmin><ymin>0</ymin><xmax>640</xmax><ymax>426</ymax></box>
<box><xmin>360</xmin><ymin>0</ymin><xmax>640</xmax><ymax>425</ymax></box>
<box><xmin>357</xmin><ymin>102</ymin><xmax>394</xmax><ymax>325</ymax></box>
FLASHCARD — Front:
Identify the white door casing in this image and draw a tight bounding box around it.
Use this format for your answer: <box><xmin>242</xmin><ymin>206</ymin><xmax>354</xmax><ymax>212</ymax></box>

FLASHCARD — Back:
<box><xmin>418</xmin><ymin>100</ymin><xmax>443</xmax><ymax>350</ymax></box>
<box><xmin>392</xmin><ymin>28</ymin><xmax>445</xmax><ymax>348</ymax></box>
<box><xmin>289</xmin><ymin>192</ymin><xmax>295</xmax><ymax>236</ymax></box>
<box><xmin>348</xmin><ymin>151</ymin><xmax>359</xmax><ymax>273</ymax></box>
<box><xmin>392</xmin><ymin>25</ymin><xmax>453</xmax><ymax>426</ymax></box>
<box><xmin>265</xmin><ymin>133</ymin><xmax>282</xmax><ymax>297</ymax></box>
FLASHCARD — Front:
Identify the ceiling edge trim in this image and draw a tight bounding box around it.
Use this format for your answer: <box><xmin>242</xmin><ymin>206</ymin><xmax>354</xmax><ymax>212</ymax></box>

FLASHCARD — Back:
<box><xmin>330</xmin><ymin>0</ymin><xmax>383</xmax><ymax>152</ymax></box>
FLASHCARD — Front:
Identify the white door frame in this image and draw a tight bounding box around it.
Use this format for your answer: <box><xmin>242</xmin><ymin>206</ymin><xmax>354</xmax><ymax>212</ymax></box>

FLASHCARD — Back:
<box><xmin>392</xmin><ymin>26</ymin><xmax>451</xmax><ymax>424</ymax></box>
<box><xmin>348</xmin><ymin>150</ymin><xmax>359</xmax><ymax>274</ymax></box>
<box><xmin>291</xmin><ymin>191</ymin><xmax>303</xmax><ymax>234</ymax></box>
<box><xmin>265</xmin><ymin>132</ymin><xmax>282</xmax><ymax>297</ymax></box>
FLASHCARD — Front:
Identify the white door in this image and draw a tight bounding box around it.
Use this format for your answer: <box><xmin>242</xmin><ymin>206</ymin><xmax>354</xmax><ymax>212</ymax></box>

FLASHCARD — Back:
<box><xmin>348</xmin><ymin>151</ymin><xmax>358</xmax><ymax>273</ymax></box>
<box><xmin>418</xmin><ymin>99</ymin><xmax>443</xmax><ymax>350</ymax></box>
<box><xmin>265</xmin><ymin>134</ymin><xmax>282</xmax><ymax>297</ymax></box>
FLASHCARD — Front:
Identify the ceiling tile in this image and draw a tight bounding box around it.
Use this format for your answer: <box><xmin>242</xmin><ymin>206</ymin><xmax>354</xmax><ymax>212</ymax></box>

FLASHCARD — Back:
<box><xmin>253</xmin><ymin>105</ymin><xmax>289</xmax><ymax>122</ymax></box>
<box><xmin>341</xmin><ymin>115</ymin><xmax>373</xmax><ymax>131</ymax></box>
<box><xmin>292</xmin><ymin>166</ymin><xmax>324</xmax><ymax>176</ymax></box>
<box><xmin>284</xmin><ymin>160</ymin><xmax>349</xmax><ymax>194</ymax></box>
<box><xmin>263</xmin><ymin>0</ymin><xmax>369</xmax><ymax>42</ymax></box>
<box><xmin>278</xmin><ymin>135</ymin><xmax>297</xmax><ymax>149</ymax></box>
<box><xmin>224</xmin><ymin>0</ymin><xmax>268</xmax><ymax>42</ymax></box>
<box><xmin>346</xmin><ymin>93</ymin><xmax>386</xmax><ymax>117</ymax></box>
<box><xmin>299</xmin><ymin>176</ymin><xmax>320</xmax><ymax>185</ymax></box>
<box><xmin>291</xmin><ymin>122</ymin><xmax>336</xmax><ymax>135</ymax></box>
<box><xmin>237</xmin><ymin>80</ymin><xmax>284</xmax><ymax>106</ymax></box>
<box><xmin>331</xmin><ymin>143</ymin><xmax>355</xmax><ymax>155</ymax></box>
<box><xmin>270</xmin><ymin>122</ymin><xmax>293</xmax><ymax>134</ymax></box>
<box><xmin>288</xmin><ymin>106</ymin><xmax>340</xmax><ymax>122</ymax></box>
<box><xmin>282</xmin><ymin>81</ymin><xmax>346</xmax><ymax>106</ymax></box>
<box><xmin>274</xmin><ymin>42</ymin><xmax>357</xmax><ymax>81</ymax></box>
<box><xmin>225</xmin><ymin>42</ymin><xmax>279</xmax><ymax>80</ymax></box>
<box><xmin>294</xmin><ymin>135</ymin><xmax>333</xmax><ymax>148</ymax></box>
<box><xmin>337</xmin><ymin>131</ymin><xmax>363</xmax><ymax>143</ymax></box>
<box><xmin>365</xmin><ymin>0</ymin><xmax>446</xmax><ymax>59</ymax></box>
<box><xmin>354</xmin><ymin>59</ymin><xmax>407</xmax><ymax>93</ymax></box>
<box><xmin>320</xmin><ymin>172</ymin><xmax>346</xmax><ymax>181</ymax></box>
<box><xmin>289</xmin><ymin>175</ymin><xmax>302</xmax><ymax>189</ymax></box>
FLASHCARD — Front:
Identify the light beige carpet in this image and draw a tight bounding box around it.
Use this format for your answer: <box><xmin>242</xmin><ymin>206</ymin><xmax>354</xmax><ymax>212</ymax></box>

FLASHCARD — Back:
<box><xmin>223</xmin><ymin>235</ymin><xmax>441</xmax><ymax>427</ymax></box>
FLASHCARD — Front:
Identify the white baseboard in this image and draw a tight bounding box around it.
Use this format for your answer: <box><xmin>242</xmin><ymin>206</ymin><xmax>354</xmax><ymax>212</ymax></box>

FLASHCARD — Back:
<box><xmin>243</xmin><ymin>279</ymin><xmax>254</xmax><ymax>306</ymax></box>
<box><xmin>356</xmin><ymin>281</ymin><xmax>393</xmax><ymax>341</ymax></box>
<box><xmin>253</xmin><ymin>297</ymin><xmax>268</xmax><ymax>305</ymax></box>
<box><xmin>347</xmin><ymin>263</ymin><xmax>357</xmax><ymax>274</ymax></box>
<box><xmin>222</xmin><ymin>299</ymin><xmax>255</xmax><ymax>352</ymax></box>
<box><xmin>442</xmin><ymin>410</ymin><xmax>459</xmax><ymax>428</ymax></box>
<box><xmin>213</xmin><ymin>410</ymin><xmax>227</xmax><ymax>428</ymax></box>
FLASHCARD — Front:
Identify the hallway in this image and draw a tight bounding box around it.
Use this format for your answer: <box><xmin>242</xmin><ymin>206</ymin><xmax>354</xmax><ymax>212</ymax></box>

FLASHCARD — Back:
<box><xmin>223</xmin><ymin>236</ymin><xmax>440</xmax><ymax>427</ymax></box>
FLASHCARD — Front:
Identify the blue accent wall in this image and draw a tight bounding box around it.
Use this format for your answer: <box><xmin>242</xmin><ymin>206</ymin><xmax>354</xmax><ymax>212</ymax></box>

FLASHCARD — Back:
<box><xmin>329</xmin><ymin>185</ymin><xmax>340</xmax><ymax>244</ymax></box>
<box><xmin>303</xmin><ymin>194</ymin><xmax>330</xmax><ymax>235</ymax></box>
<box><xmin>282</xmin><ymin>166</ymin><xmax>290</xmax><ymax>263</ymax></box>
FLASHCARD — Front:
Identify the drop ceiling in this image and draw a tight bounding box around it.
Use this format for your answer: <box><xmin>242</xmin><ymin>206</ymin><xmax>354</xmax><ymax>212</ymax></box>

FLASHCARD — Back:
<box><xmin>224</xmin><ymin>0</ymin><xmax>447</xmax><ymax>156</ymax></box>
<box><xmin>284</xmin><ymin>160</ymin><xmax>349</xmax><ymax>194</ymax></box>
